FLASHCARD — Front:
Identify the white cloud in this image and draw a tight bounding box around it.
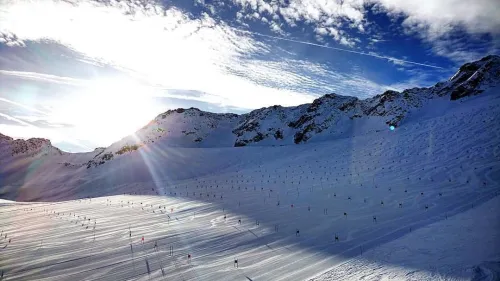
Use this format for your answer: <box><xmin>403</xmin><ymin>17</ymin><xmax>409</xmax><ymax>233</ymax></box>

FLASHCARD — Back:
<box><xmin>232</xmin><ymin>0</ymin><xmax>499</xmax><ymax>60</ymax></box>
<box><xmin>370</xmin><ymin>0</ymin><xmax>500</xmax><ymax>63</ymax></box>
<box><xmin>315</xmin><ymin>27</ymin><xmax>328</xmax><ymax>36</ymax></box>
<box><xmin>339</xmin><ymin>37</ymin><xmax>355</xmax><ymax>47</ymax></box>
<box><xmin>233</xmin><ymin>0</ymin><xmax>365</xmax><ymax>47</ymax></box>
<box><xmin>372</xmin><ymin>0</ymin><xmax>500</xmax><ymax>38</ymax></box>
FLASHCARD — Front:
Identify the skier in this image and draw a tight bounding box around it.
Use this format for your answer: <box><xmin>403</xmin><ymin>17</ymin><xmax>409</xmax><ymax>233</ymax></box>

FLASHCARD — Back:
<box><xmin>296</xmin><ymin>229</ymin><xmax>300</xmax><ymax>237</ymax></box>
<box><xmin>234</xmin><ymin>259</ymin><xmax>238</xmax><ymax>268</ymax></box>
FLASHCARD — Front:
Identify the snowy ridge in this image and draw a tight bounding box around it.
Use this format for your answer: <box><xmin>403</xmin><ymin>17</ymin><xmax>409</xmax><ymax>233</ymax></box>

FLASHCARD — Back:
<box><xmin>91</xmin><ymin>55</ymin><xmax>500</xmax><ymax>160</ymax></box>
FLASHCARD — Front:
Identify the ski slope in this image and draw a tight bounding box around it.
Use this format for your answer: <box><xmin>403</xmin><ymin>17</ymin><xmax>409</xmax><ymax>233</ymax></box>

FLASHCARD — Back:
<box><xmin>310</xmin><ymin>195</ymin><xmax>500</xmax><ymax>281</ymax></box>
<box><xmin>1</xmin><ymin>89</ymin><xmax>500</xmax><ymax>280</ymax></box>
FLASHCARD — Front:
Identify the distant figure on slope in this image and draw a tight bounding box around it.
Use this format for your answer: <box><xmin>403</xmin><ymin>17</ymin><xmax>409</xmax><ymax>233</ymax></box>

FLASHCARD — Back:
<box><xmin>296</xmin><ymin>229</ymin><xmax>300</xmax><ymax>237</ymax></box>
<box><xmin>234</xmin><ymin>259</ymin><xmax>238</xmax><ymax>268</ymax></box>
<box><xmin>238</xmin><ymin>219</ymin><xmax>241</xmax><ymax>225</ymax></box>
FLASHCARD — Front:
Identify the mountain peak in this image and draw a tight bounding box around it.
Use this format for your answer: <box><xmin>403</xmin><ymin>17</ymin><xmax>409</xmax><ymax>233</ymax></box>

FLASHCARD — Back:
<box><xmin>444</xmin><ymin>54</ymin><xmax>500</xmax><ymax>100</ymax></box>
<box><xmin>0</xmin><ymin>133</ymin><xmax>61</xmax><ymax>157</ymax></box>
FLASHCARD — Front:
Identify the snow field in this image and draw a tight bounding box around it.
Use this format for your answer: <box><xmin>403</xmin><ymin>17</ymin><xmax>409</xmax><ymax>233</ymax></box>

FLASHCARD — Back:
<box><xmin>1</xmin><ymin>91</ymin><xmax>499</xmax><ymax>280</ymax></box>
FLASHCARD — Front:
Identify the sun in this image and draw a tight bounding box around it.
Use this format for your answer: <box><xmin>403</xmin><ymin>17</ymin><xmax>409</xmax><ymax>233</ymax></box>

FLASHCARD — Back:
<box><xmin>50</xmin><ymin>78</ymin><xmax>161</xmax><ymax>147</ymax></box>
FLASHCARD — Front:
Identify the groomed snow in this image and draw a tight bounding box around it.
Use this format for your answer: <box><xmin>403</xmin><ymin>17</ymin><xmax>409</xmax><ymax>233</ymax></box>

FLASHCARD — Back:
<box><xmin>310</xmin><ymin>195</ymin><xmax>500</xmax><ymax>281</ymax></box>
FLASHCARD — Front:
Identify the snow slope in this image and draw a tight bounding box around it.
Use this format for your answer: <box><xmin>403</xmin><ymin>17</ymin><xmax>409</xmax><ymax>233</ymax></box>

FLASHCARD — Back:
<box><xmin>310</xmin><ymin>195</ymin><xmax>500</xmax><ymax>281</ymax></box>
<box><xmin>1</xmin><ymin>74</ymin><xmax>499</xmax><ymax>280</ymax></box>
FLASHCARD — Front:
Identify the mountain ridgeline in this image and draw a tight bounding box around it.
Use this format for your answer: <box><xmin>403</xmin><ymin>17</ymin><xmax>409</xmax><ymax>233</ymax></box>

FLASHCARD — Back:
<box><xmin>108</xmin><ymin>55</ymin><xmax>499</xmax><ymax>150</ymax></box>
<box><xmin>1</xmin><ymin>55</ymin><xmax>499</xmax><ymax>168</ymax></box>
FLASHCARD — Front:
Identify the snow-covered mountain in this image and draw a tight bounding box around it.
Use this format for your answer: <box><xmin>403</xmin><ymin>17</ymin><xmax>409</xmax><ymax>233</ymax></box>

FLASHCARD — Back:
<box><xmin>1</xmin><ymin>55</ymin><xmax>499</xmax><ymax>171</ymax></box>
<box><xmin>0</xmin><ymin>54</ymin><xmax>499</xmax><ymax>191</ymax></box>
<box><xmin>96</xmin><ymin>55</ymin><xmax>500</xmax><ymax>156</ymax></box>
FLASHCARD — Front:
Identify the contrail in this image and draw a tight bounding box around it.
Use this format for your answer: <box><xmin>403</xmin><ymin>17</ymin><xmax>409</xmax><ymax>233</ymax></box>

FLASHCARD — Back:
<box><xmin>237</xmin><ymin>30</ymin><xmax>444</xmax><ymax>69</ymax></box>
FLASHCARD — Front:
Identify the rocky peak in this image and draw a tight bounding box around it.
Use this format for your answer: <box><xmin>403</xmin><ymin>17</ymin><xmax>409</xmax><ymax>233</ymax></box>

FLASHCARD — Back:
<box><xmin>444</xmin><ymin>55</ymin><xmax>500</xmax><ymax>100</ymax></box>
<box><xmin>0</xmin><ymin>133</ymin><xmax>60</xmax><ymax>157</ymax></box>
<box><xmin>307</xmin><ymin>93</ymin><xmax>358</xmax><ymax>113</ymax></box>
<box><xmin>11</xmin><ymin>138</ymin><xmax>52</xmax><ymax>154</ymax></box>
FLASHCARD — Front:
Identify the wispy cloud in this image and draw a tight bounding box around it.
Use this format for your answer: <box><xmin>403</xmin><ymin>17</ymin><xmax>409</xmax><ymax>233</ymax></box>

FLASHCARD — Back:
<box><xmin>0</xmin><ymin>112</ymin><xmax>33</xmax><ymax>127</ymax></box>
<box><xmin>0</xmin><ymin>70</ymin><xmax>86</xmax><ymax>86</ymax></box>
<box><xmin>0</xmin><ymin>97</ymin><xmax>51</xmax><ymax>116</ymax></box>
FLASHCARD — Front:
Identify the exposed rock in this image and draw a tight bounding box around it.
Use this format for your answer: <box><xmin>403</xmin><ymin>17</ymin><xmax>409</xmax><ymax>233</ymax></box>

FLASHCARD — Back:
<box><xmin>274</xmin><ymin>130</ymin><xmax>283</xmax><ymax>140</ymax></box>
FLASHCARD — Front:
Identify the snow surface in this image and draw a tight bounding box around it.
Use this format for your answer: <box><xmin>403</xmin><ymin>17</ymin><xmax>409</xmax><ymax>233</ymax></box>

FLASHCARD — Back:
<box><xmin>1</xmin><ymin>85</ymin><xmax>499</xmax><ymax>280</ymax></box>
<box><xmin>310</xmin><ymin>196</ymin><xmax>500</xmax><ymax>281</ymax></box>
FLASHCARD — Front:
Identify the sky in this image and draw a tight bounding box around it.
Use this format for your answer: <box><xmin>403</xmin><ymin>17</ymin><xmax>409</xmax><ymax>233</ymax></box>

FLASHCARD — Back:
<box><xmin>0</xmin><ymin>0</ymin><xmax>499</xmax><ymax>152</ymax></box>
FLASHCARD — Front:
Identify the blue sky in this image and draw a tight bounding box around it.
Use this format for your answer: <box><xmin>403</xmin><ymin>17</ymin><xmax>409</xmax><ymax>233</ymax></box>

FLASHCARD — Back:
<box><xmin>0</xmin><ymin>0</ymin><xmax>499</xmax><ymax>152</ymax></box>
